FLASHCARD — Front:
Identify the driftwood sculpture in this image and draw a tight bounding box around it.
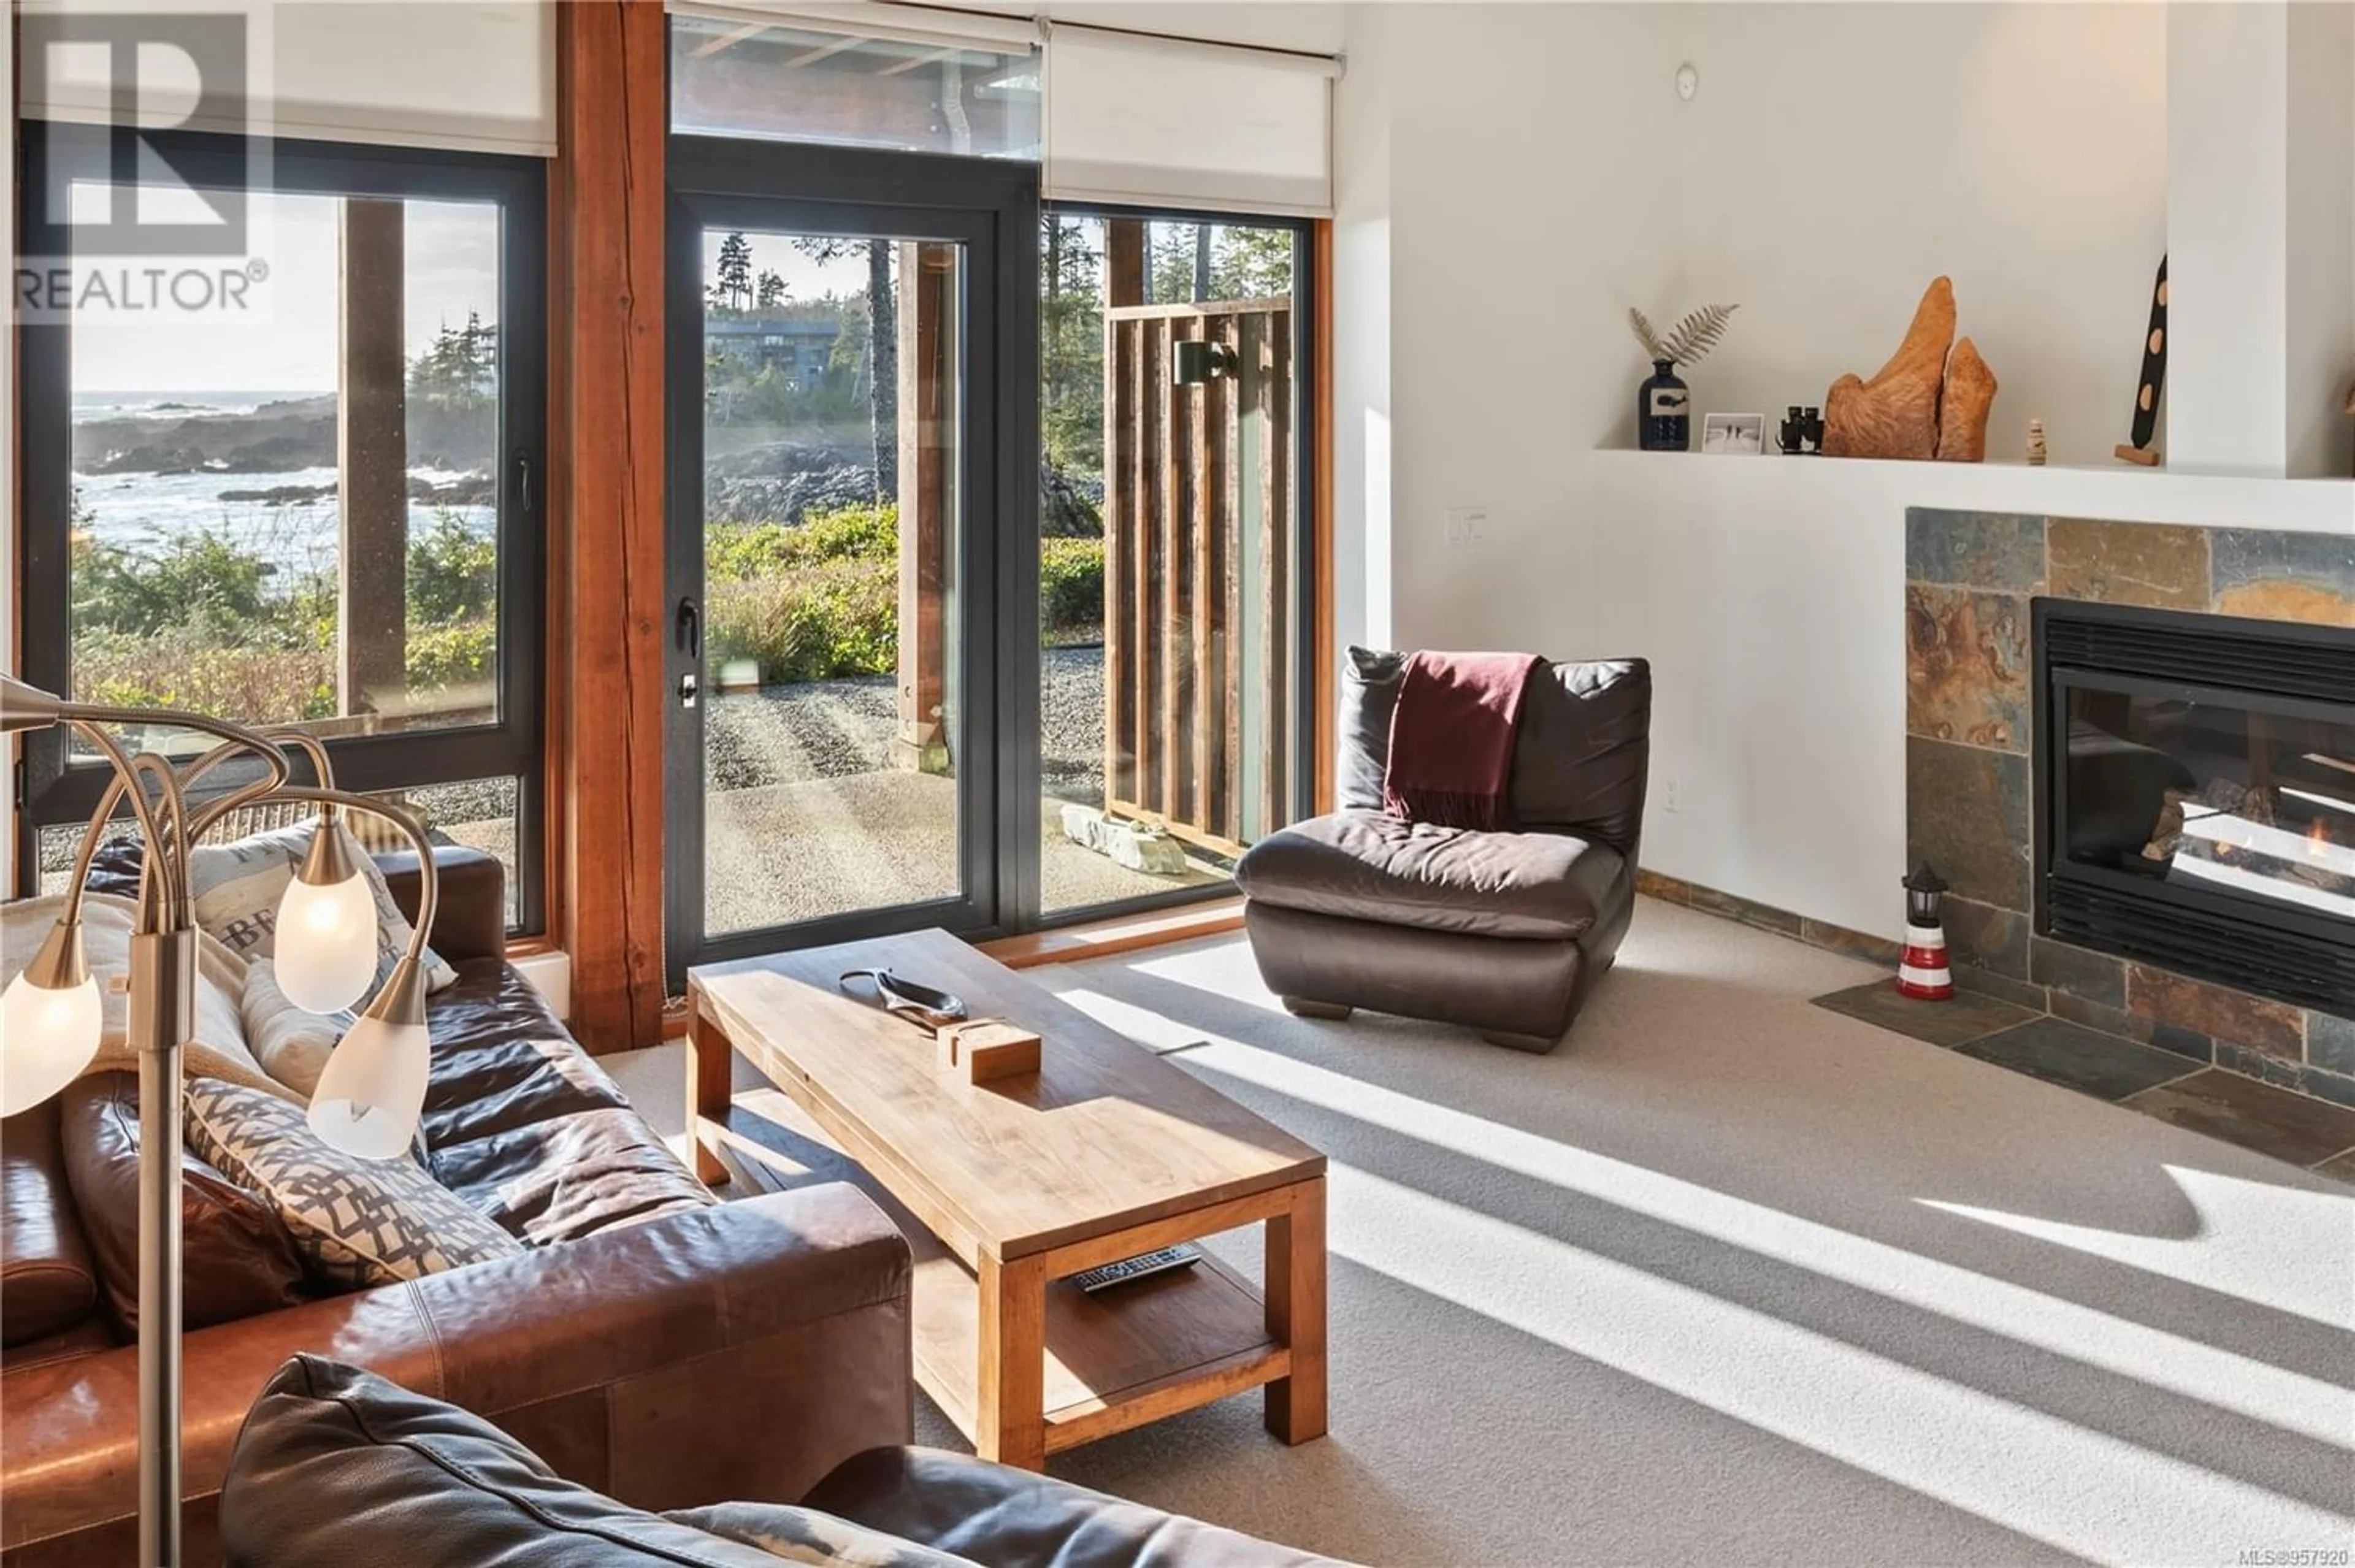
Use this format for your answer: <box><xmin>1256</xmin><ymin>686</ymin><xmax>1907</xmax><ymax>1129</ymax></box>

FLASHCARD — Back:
<box><xmin>1821</xmin><ymin>277</ymin><xmax>1999</xmax><ymax>462</ymax></box>
<box><xmin>1934</xmin><ymin>338</ymin><xmax>1998</xmax><ymax>462</ymax></box>
<box><xmin>1823</xmin><ymin>279</ymin><xmax>1955</xmax><ymax>459</ymax></box>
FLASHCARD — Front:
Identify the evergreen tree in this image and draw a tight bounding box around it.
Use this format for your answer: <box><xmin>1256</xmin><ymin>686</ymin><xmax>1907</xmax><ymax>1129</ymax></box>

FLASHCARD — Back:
<box><xmin>711</xmin><ymin>231</ymin><xmax>754</xmax><ymax>313</ymax></box>
<box><xmin>756</xmin><ymin>269</ymin><xmax>786</xmax><ymax>311</ymax></box>
<box><xmin>1040</xmin><ymin>215</ymin><xmax>1105</xmax><ymax>477</ymax></box>
<box><xmin>408</xmin><ymin>312</ymin><xmax>497</xmax><ymax>408</ymax></box>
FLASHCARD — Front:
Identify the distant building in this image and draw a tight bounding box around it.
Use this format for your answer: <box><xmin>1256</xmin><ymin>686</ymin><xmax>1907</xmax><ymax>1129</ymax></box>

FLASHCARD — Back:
<box><xmin>705</xmin><ymin>318</ymin><xmax>851</xmax><ymax>389</ymax></box>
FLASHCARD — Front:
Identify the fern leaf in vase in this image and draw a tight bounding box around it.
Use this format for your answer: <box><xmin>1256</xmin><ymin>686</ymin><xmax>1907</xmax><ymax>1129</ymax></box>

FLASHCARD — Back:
<box><xmin>1656</xmin><ymin>304</ymin><xmax>1739</xmax><ymax>368</ymax></box>
<box><xmin>1628</xmin><ymin>307</ymin><xmax>1667</xmax><ymax>364</ymax></box>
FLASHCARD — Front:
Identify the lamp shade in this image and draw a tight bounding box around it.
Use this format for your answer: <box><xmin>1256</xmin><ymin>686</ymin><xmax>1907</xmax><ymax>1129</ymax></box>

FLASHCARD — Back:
<box><xmin>274</xmin><ymin>873</ymin><xmax>379</xmax><ymax>1014</ymax></box>
<box><xmin>274</xmin><ymin>823</ymin><xmax>377</xmax><ymax>1014</ymax></box>
<box><xmin>1</xmin><ymin>921</ymin><xmax>103</xmax><ymax>1116</ymax></box>
<box><xmin>307</xmin><ymin>958</ymin><xmax>429</xmax><ymax>1160</ymax></box>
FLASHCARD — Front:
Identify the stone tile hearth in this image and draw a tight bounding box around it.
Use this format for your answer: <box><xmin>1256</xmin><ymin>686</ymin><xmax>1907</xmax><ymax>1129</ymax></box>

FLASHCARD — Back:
<box><xmin>1810</xmin><ymin>979</ymin><xmax>2355</xmax><ymax>1177</ymax></box>
<box><xmin>1905</xmin><ymin>507</ymin><xmax>2355</xmax><ymax>1117</ymax></box>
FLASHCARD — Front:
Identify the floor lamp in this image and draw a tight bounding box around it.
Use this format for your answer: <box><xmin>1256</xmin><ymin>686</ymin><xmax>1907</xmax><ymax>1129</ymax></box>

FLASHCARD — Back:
<box><xmin>1</xmin><ymin>674</ymin><xmax>440</xmax><ymax>1568</ymax></box>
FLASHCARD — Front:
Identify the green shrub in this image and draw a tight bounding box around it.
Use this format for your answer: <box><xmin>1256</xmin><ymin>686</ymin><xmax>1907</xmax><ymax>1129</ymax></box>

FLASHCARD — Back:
<box><xmin>74</xmin><ymin>632</ymin><xmax>336</xmax><ymax>724</ymax></box>
<box><xmin>407</xmin><ymin>511</ymin><xmax>497</xmax><ymax>624</ymax></box>
<box><xmin>74</xmin><ymin>532</ymin><xmax>277</xmax><ymax>640</ymax></box>
<box><xmin>405</xmin><ymin>621</ymin><xmax>496</xmax><ymax>691</ymax></box>
<box><xmin>705</xmin><ymin>556</ymin><xmax>897</xmax><ymax>683</ymax></box>
<box><xmin>1040</xmin><ymin>537</ymin><xmax>1103</xmax><ymax>640</ymax></box>
<box><xmin>707</xmin><ymin>502</ymin><xmax>897</xmax><ymax>582</ymax></box>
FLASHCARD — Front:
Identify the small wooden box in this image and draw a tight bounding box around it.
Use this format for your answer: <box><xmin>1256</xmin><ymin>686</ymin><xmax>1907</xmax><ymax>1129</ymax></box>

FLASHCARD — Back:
<box><xmin>936</xmin><ymin>1019</ymin><xmax>1042</xmax><ymax>1083</ymax></box>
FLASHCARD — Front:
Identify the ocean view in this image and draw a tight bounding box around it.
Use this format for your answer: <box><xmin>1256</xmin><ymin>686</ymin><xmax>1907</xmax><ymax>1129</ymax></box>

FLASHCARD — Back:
<box><xmin>71</xmin><ymin>391</ymin><xmax>498</xmax><ymax>579</ymax></box>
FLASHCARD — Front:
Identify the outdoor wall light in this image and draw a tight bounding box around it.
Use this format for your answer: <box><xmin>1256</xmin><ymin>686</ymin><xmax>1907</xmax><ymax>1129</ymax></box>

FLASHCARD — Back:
<box><xmin>1173</xmin><ymin>339</ymin><xmax>1236</xmax><ymax>385</ymax></box>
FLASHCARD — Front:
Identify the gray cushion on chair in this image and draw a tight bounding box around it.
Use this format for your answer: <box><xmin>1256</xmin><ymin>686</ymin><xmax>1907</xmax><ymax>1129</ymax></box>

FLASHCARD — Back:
<box><xmin>1235</xmin><ymin>809</ymin><xmax>1627</xmax><ymax>941</ymax></box>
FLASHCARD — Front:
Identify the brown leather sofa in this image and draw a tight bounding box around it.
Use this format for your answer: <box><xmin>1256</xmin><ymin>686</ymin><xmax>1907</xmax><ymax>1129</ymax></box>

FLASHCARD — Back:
<box><xmin>220</xmin><ymin>1355</ymin><xmax>1355</xmax><ymax>1566</ymax></box>
<box><xmin>1236</xmin><ymin>652</ymin><xmax>1652</xmax><ymax>1051</ymax></box>
<box><xmin>0</xmin><ymin>848</ymin><xmax>914</xmax><ymax>1567</ymax></box>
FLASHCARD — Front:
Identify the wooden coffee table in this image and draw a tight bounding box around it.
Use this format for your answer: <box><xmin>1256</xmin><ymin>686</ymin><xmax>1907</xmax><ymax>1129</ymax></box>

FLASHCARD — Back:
<box><xmin>684</xmin><ymin>928</ymin><xmax>1328</xmax><ymax>1469</ymax></box>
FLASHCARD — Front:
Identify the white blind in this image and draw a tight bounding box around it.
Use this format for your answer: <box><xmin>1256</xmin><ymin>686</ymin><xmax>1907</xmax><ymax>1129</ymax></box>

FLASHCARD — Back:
<box><xmin>1044</xmin><ymin>26</ymin><xmax>1336</xmax><ymax>216</ymax></box>
<box><xmin>20</xmin><ymin>1</ymin><xmax>556</xmax><ymax>158</ymax></box>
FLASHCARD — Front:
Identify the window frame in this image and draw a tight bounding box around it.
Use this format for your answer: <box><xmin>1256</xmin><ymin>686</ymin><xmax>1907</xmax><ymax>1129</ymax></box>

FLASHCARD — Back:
<box><xmin>13</xmin><ymin>124</ymin><xmax>548</xmax><ymax>933</ymax></box>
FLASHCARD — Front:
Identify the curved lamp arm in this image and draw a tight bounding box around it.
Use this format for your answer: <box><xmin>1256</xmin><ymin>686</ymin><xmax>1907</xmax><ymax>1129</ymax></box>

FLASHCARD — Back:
<box><xmin>61</xmin><ymin>725</ymin><xmax>336</xmax><ymax>921</ymax></box>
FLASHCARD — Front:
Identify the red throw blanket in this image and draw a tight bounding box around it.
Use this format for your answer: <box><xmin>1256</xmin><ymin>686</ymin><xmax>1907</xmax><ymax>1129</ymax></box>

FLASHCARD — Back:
<box><xmin>1382</xmin><ymin>651</ymin><xmax>1543</xmax><ymax>830</ymax></box>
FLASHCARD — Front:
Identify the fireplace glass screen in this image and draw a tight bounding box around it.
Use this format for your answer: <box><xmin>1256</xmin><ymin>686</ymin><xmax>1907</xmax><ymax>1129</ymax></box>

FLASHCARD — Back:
<box><xmin>2060</xmin><ymin>682</ymin><xmax>2355</xmax><ymax>927</ymax></box>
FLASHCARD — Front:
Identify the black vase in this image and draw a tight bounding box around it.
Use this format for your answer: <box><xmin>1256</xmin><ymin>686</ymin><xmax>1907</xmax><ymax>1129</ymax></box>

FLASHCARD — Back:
<box><xmin>1639</xmin><ymin>360</ymin><xmax>1690</xmax><ymax>451</ymax></box>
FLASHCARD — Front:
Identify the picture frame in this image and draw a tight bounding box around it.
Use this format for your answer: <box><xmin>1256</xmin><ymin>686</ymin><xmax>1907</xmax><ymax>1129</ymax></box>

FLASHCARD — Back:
<box><xmin>1701</xmin><ymin>413</ymin><xmax>1766</xmax><ymax>456</ymax></box>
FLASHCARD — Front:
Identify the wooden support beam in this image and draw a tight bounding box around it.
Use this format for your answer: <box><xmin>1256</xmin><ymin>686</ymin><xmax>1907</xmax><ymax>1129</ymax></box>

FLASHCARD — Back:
<box><xmin>549</xmin><ymin>0</ymin><xmax>667</xmax><ymax>1050</ymax></box>
<box><xmin>337</xmin><ymin>198</ymin><xmax>407</xmax><ymax>725</ymax></box>
<box><xmin>1106</xmin><ymin>220</ymin><xmax>1147</xmax><ymax>308</ymax></box>
<box><xmin>894</xmin><ymin>242</ymin><xmax>953</xmax><ymax>774</ymax></box>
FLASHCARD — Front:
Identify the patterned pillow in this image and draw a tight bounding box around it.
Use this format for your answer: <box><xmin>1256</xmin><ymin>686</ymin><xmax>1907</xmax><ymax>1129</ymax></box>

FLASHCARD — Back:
<box><xmin>239</xmin><ymin>958</ymin><xmax>352</xmax><ymax>1100</ymax></box>
<box><xmin>185</xmin><ymin>1080</ymin><xmax>520</xmax><ymax>1291</ymax></box>
<box><xmin>190</xmin><ymin>820</ymin><xmax>458</xmax><ymax>995</ymax></box>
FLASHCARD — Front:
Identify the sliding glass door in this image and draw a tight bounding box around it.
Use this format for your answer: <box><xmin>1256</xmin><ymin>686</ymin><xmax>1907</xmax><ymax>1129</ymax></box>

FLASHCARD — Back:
<box><xmin>665</xmin><ymin>142</ymin><xmax>1036</xmax><ymax>982</ymax></box>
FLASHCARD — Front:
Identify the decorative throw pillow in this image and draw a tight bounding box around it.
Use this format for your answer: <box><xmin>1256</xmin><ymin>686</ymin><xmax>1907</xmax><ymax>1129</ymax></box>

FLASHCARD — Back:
<box><xmin>185</xmin><ymin>1080</ymin><xmax>520</xmax><ymax>1291</ymax></box>
<box><xmin>239</xmin><ymin>959</ymin><xmax>352</xmax><ymax>1100</ymax></box>
<box><xmin>189</xmin><ymin>820</ymin><xmax>458</xmax><ymax>995</ymax></box>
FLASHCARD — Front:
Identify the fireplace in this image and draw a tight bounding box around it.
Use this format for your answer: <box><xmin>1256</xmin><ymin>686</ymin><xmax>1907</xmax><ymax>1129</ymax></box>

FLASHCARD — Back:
<box><xmin>2034</xmin><ymin>600</ymin><xmax>2355</xmax><ymax>1012</ymax></box>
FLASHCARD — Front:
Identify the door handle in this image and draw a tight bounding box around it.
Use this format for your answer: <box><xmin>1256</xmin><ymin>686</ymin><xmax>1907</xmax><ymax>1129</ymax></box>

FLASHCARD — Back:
<box><xmin>676</xmin><ymin>597</ymin><xmax>702</xmax><ymax>660</ymax></box>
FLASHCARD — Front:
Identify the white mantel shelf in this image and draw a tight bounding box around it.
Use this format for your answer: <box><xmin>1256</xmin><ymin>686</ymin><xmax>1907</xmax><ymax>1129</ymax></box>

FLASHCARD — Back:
<box><xmin>1587</xmin><ymin>449</ymin><xmax>2355</xmax><ymax>537</ymax></box>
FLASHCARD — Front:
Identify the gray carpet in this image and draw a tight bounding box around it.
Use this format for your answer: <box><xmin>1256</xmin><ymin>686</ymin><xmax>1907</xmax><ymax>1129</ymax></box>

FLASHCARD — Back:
<box><xmin>610</xmin><ymin>898</ymin><xmax>2355</xmax><ymax>1567</ymax></box>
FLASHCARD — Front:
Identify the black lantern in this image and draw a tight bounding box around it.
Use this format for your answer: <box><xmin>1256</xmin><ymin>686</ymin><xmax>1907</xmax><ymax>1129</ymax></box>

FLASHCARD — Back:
<box><xmin>1903</xmin><ymin>862</ymin><xmax>1949</xmax><ymax>926</ymax></box>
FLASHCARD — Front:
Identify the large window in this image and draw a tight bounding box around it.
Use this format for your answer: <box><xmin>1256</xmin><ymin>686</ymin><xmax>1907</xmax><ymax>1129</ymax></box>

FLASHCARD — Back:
<box><xmin>15</xmin><ymin>129</ymin><xmax>545</xmax><ymax>930</ymax></box>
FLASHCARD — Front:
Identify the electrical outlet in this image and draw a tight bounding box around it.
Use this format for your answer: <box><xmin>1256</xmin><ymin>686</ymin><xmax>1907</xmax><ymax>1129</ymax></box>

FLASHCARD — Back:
<box><xmin>1443</xmin><ymin>507</ymin><xmax>1490</xmax><ymax>548</ymax></box>
<box><xmin>1660</xmin><ymin>776</ymin><xmax>1682</xmax><ymax>814</ymax></box>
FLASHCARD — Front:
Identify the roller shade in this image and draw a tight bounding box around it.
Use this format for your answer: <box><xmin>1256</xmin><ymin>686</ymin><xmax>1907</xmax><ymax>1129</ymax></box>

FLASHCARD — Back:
<box><xmin>1044</xmin><ymin>25</ymin><xmax>1336</xmax><ymax>216</ymax></box>
<box><xmin>18</xmin><ymin>1</ymin><xmax>556</xmax><ymax>158</ymax></box>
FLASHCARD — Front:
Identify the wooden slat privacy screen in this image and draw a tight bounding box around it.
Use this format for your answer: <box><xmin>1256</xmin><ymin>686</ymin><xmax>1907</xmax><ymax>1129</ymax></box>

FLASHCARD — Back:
<box><xmin>1101</xmin><ymin>299</ymin><xmax>1295</xmax><ymax>854</ymax></box>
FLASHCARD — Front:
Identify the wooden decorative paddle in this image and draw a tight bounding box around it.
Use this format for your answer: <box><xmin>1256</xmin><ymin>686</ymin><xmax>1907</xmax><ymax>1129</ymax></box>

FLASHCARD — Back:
<box><xmin>2116</xmin><ymin>256</ymin><xmax>2167</xmax><ymax>467</ymax></box>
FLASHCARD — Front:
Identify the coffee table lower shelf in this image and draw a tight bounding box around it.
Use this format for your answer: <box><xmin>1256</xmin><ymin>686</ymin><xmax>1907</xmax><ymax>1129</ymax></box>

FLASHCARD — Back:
<box><xmin>912</xmin><ymin>1248</ymin><xmax>1287</xmax><ymax>1458</ymax></box>
<box><xmin>695</xmin><ymin>1086</ymin><xmax>1323</xmax><ymax>1469</ymax></box>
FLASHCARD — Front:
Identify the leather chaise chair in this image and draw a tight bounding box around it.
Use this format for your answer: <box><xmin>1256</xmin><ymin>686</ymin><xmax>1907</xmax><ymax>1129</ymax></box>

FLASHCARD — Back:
<box><xmin>1235</xmin><ymin>651</ymin><xmax>1652</xmax><ymax>1051</ymax></box>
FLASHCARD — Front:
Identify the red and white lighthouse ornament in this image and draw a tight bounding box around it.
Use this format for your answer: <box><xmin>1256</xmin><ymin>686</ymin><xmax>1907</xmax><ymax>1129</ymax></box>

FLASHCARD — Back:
<box><xmin>1897</xmin><ymin>862</ymin><xmax>1954</xmax><ymax>1001</ymax></box>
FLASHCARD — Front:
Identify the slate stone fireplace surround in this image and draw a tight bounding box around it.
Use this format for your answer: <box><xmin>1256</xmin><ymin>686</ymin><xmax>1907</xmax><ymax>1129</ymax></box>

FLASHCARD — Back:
<box><xmin>1905</xmin><ymin>510</ymin><xmax>2355</xmax><ymax>1113</ymax></box>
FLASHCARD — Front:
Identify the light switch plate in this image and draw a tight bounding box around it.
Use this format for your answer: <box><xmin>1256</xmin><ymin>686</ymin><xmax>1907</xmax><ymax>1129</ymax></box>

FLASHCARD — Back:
<box><xmin>1443</xmin><ymin>507</ymin><xmax>1490</xmax><ymax>547</ymax></box>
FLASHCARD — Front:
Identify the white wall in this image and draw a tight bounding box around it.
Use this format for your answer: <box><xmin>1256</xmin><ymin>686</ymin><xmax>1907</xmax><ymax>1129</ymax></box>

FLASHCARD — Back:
<box><xmin>1338</xmin><ymin>2</ymin><xmax>1682</xmax><ymax>655</ymax></box>
<box><xmin>2286</xmin><ymin>0</ymin><xmax>2355</xmax><ymax>480</ymax></box>
<box><xmin>1670</xmin><ymin>4</ymin><xmax>2167</xmax><ymax>468</ymax></box>
<box><xmin>1330</xmin><ymin>2</ymin><xmax>1393</xmax><ymax>655</ymax></box>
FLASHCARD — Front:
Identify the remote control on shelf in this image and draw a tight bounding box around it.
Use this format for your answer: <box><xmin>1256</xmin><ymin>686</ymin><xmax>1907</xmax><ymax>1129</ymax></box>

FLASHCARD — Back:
<box><xmin>1070</xmin><ymin>1243</ymin><xmax>1203</xmax><ymax>1293</ymax></box>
